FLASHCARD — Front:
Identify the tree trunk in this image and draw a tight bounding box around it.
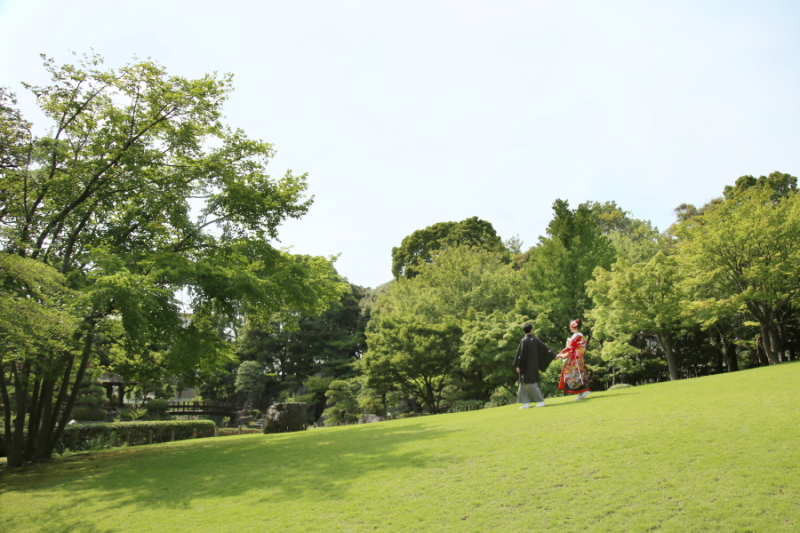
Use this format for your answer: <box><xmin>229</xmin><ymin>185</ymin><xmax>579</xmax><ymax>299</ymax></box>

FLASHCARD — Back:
<box><xmin>32</xmin><ymin>376</ymin><xmax>62</xmax><ymax>461</ymax></box>
<box><xmin>724</xmin><ymin>340</ymin><xmax>739</xmax><ymax>372</ymax></box>
<box><xmin>7</xmin><ymin>361</ymin><xmax>31</xmax><ymax>468</ymax></box>
<box><xmin>47</xmin><ymin>333</ymin><xmax>94</xmax><ymax>456</ymax></box>
<box><xmin>24</xmin><ymin>377</ymin><xmax>43</xmax><ymax>460</ymax></box>
<box><xmin>0</xmin><ymin>363</ymin><xmax>20</xmax><ymax>467</ymax></box>
<box><xmin>755</xmin><ymin>336</ymin><xmax>769</xmax><ymax>366</ymax></box>
<box><xmin>717</xmin><ymin>331</ymin><xmax>739</xmax><ymax>372</ymax></box>
<box><xmin>657</xmin><ymin>332</ymin><xmax>679</xmax><ymax>381</ymax></box>
<box><xmin>712</xmin><ymin>338</ymin><xmax>725</xmax><ymax>372</ymax></box>
<box><xmin>423</xmin><ymin>378</ymin><xmax>437</xmax><ymax>414</ymax></box>
<box><xmin>760</xmin><ymin>323</ymin><xmax>782</xmax><ymax>365</ymax></box>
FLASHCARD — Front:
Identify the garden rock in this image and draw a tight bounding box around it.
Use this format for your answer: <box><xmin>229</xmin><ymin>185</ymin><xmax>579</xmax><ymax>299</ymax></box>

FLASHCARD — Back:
<box><xmin>358</xmin><ymin>414</ymin><xmax>382</xmax><ymax>424</ymax></box>
<box><xmin>263</xmin><ymin>402</ymin><xmax>307</xmax><ymax>433</ymax></box>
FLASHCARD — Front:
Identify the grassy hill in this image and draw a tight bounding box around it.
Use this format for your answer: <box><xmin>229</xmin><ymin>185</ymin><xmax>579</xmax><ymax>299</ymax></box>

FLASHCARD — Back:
<box><xmin>1</xmin><ymin>362</ymin><xmax>798</xmax><ymax>532</ymax></box>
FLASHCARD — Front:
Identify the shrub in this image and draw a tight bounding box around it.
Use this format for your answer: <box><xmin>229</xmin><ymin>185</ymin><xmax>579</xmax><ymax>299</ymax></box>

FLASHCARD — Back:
<box><xmin>485</xmin><ymin>387</ymin><xmax>516</xmax><ymax>408</ymax></box>
<box><xmin>538</xmin><ymin>363</ymin><xmax>564</xmax><ymax>399</ymax></box>
<box><xmin>75</xmin><ymin>376</ymin><xmax>106</xmax><ymax>409</ymax></box>
<box><xmin>122</xmin><ymin>407</ymin><xmax>147</xmax><ymax>421</ymax></box>
<box><xmin>323</xmin><ymin>380</ymin><xmax>360</xmax><ymax>425</ymax></box>
<box><xmin>145</xmin><ymin>399</ymin><xmax>170</xmax><ymax>420</ymax></box>
<box><xmin>608</xmin><ymin>383</ymin><xmax>633</xmax><ymax>390</ymax></box>
<box><xmin>71</xmin><ymin>407</ymin><xmax>108</xmax><ymax>421</ymax></box>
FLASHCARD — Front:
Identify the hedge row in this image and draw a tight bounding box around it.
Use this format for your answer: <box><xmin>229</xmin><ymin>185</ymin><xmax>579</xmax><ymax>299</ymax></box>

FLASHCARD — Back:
<box><xmin>1</xmin><ymin>420</ymin><xmax>216</xmax><ymax>457</ymax></box>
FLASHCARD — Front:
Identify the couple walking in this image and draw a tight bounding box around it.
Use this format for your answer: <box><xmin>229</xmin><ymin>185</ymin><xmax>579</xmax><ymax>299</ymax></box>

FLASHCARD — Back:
<box><xmin>513</xmin><ymin>319</ymin><xmax>590</xmax><ymax>409</ymax></box>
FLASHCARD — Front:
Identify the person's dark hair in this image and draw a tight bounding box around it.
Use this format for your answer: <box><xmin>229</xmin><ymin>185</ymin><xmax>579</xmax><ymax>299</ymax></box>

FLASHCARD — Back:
<box><xmin>523</xmin><ymin>322</ymin><xmax>533</xmax><ymax>333</ymax></box>
<box><xmin>571</xmin><ymin>318</ymin><xmax>582</xmax><ymax>329</ymax></box>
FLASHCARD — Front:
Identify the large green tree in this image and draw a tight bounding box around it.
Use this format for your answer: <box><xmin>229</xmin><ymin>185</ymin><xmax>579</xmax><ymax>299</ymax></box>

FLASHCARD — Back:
<box><xmin>519</xmin><ymin>200</ymin><xmax>617</xmax><ymax>345</ymax></box>
<box><xmin>235</xmin><ymin>360</ymin><xmax>267</xmax><ymax>410</ymax></box>
<box><xmin>391</xmin><ymin>216</ymin><xmax>507</xmax><ymax>279</ymax></box>
<box><xmin>236</xmin><ymin>282</ymin><xmax>368</xmax><ymax>382</ymax></box>
<box><xmin>362</xmin><ymin>313</ymin><xmax>461</xmax><ymax>414</ymax></box>
<box><xmin>459</xmin><ymin>310</ymin><xmax>530</xmax><ymax>395</ymax></box>
<box><xmin>675</xmin><ymin>179</ymin><xmax>800</xmax><ymax>365</ymax></box>
<box><xmin>388</xmin><ymin>245</ymin><xmax>524</xmax><ymax>321</ymax></box>
<box><xmin>0</xmin><ymin>54</ymin><xmax>346</xmax><ymax>467</ymax></box>
<box><xmin>364</xmin><ymin>245</ymin><xmax>523</xmax><ymax>409</ymax></box>
<box><xmin>588</xmin><ymin>251</ymin><xmax>691</xmax><ymax>381</ymax></box>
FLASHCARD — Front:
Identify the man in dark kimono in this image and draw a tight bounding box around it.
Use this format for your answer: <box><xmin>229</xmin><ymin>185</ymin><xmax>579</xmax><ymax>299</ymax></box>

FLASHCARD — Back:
<box><xmin>513</xmin><ymin>322</ymin><xmax>557</xmax><ymax>409</ymax></box>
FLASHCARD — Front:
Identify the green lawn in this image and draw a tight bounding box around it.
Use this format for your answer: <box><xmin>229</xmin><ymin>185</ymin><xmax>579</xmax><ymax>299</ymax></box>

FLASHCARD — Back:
<box><xmin>1</xmin><ymin>363</ymin><xmax>799</xmax><ymax>532</ymax></box>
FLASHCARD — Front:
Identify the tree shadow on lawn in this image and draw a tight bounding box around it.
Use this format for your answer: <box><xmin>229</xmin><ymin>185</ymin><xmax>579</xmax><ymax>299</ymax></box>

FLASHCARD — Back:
<box><xmin>0</xmin><ymin>421</ymin><xmax>459</xmax><ymax>526</ymax></box>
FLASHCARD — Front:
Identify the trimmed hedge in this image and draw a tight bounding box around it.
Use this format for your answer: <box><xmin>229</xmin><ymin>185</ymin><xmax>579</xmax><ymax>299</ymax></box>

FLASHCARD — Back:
<box><xmin>1</xmin><ymin>420</ymin><xmax>216</xmax><ymax>457</ymax></box>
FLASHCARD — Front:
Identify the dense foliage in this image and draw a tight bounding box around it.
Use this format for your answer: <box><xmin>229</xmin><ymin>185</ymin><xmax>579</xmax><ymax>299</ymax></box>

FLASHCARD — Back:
<box><xmin>0</xmin><ymin>54</ymin><xmax>346</xmax><ymax>467</ymax></box>
<box><xmin>358</xmin><ymin>179</ymin><xmax>800</xmax><ymax>416</ymax></box>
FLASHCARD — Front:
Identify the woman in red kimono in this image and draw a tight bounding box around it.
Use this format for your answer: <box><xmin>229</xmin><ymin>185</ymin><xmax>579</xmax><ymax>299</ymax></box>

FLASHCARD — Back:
<box><xmin>556</xmin><ymin>319</ymin><xmax>591</xmax><ymax>400</ymax></box>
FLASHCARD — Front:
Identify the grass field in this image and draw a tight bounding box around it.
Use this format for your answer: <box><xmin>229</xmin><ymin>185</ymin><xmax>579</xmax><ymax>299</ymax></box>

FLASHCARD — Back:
<box><xmin>1</xmin><ymin>362</ymin><xmax>798</xmax><ymax>532</ymax></box>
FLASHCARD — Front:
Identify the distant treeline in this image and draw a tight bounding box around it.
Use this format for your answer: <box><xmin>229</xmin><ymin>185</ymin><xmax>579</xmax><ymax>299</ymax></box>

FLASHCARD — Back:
<box><xmin>216</xmin><ymin>172</ymin><xmax>800</xmax><ymax>420</ymax></box>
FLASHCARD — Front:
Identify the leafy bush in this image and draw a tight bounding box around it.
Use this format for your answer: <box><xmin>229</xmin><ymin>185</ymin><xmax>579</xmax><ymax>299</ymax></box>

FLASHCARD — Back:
<box><xmin>287</xmin><ymin>393</ymin><xmax>314</xmax><ymax>405</ymax></box>
<box><xmin>323</xmin><ymin>380</ymin><xmax>360</xmax><ymax>425</ymax></box>
<box><xmin>71</xmin><ymin>407</ymin><xmax>108</xmax><ymax>421</ymax></box>
<box><xmin>538</xmin><ymin>364</ymin><xmax>564</xmax><ymax>399</ymax></box>
<box><xmin>0</xmin><ymin>420</ymin><xmax>216</xmax><ymax>457</ymax></box>
<box><xmin>145</xmin><ymin>399</ymin><xmax>170</xmax><ymax>420</ymax></box>
<box><xmin>608</xmin><ymin>383</ymin><xmax>633</xmax><ymax>390</ymax></box>
<box><xmin>122</xmin><ymin>407</ymin><xmax>147</xmax><ymax>421</ymax></box>
<box><xmin>75</xmin><ymin>376</ymin><xmax>106</xmax><ymax>409</ymax></box>
<box><xmin>448</xmin><ymin>400</ymin><xmax>485</xmax><ymax>413</ymax></box>
<box><xmin>485</xmin><ymin>387</ymin><xmax>516</xmax><ymax>408</ymax></box>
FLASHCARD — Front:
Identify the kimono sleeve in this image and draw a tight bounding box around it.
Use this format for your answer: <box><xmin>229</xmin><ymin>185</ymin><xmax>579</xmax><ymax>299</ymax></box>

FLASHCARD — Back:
<box><xmin>512</xmin><ymin>340</ymin><xmax>524</xmax><ymax>370</ymax></box>
<box><xmin>537</xmin><ymin>339</ymin><xmax>557</xmax><ymax>372</ymax></box>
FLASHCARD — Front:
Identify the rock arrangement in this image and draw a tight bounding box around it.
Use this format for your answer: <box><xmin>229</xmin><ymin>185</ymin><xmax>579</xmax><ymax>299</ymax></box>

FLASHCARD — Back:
<box><xmin>263</xmin><ymin>402</ymin><xmax>308</xmax><ymax>433</ymax></box>
<box><xmin>358</xmin><ymin>414</ymin><xmax>382</xmax><ymax>424</ymax></box>
<box><xmin>235</xmin><ymin>410</ymin><xmax>253</xmax><ymax>428</ymax></box>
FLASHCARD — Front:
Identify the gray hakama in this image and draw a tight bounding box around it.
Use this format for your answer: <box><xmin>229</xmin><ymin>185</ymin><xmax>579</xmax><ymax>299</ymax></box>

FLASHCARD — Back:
<box><xmin>517</xmin><ymin>381</ymin><xmax>545</xmax><ymax>404</ymax></box>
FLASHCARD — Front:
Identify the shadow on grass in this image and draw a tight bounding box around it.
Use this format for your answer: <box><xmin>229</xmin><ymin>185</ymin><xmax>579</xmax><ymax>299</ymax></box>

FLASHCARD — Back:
<box><xmin>0</xmin><ymin>421</ymin><xmax>458</xmax><ymax>530</ymax></box>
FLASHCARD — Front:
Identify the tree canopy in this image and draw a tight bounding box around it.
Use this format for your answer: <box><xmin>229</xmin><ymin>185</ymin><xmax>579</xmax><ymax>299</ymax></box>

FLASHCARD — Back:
<box><xmin>0</xmin><ymin>53</ymin><xmax>346</xmax><ymax>467</ymax></box>
<box><xmin>675</xmin><ymin>183</ymin><xmax>800</xmax><ymax>365</ymax></box>
<box><xmin>391</xmin><ymin>216</ymin><xmax>507</xmax><ymax>279</ymax></box>
<box><xmin>519</xmin><ymin>200</ymin><xmax>618</xmax><ymax>345</ymax></box>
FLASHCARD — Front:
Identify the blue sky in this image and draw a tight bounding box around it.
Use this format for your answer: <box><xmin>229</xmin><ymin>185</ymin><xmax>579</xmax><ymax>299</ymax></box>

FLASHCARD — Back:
<box><xmin>2</xmin><ymin>1</ymin><xmax>799</xmax><ymax>288</ymax></box>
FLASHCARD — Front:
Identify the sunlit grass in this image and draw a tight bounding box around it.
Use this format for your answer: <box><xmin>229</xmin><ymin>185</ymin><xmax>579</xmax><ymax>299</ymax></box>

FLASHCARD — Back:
<box><xmin>2</xmin><ymin>362</ymin><xmax>799</xmax><ymax>532</ymax></box>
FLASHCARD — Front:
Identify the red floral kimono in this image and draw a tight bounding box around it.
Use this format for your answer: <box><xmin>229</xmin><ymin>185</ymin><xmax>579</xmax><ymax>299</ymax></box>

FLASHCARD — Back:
<box><xmin>558</xmin><ymin>332</ymin><xmax>590</xmax><ymax>394</ymax></box>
